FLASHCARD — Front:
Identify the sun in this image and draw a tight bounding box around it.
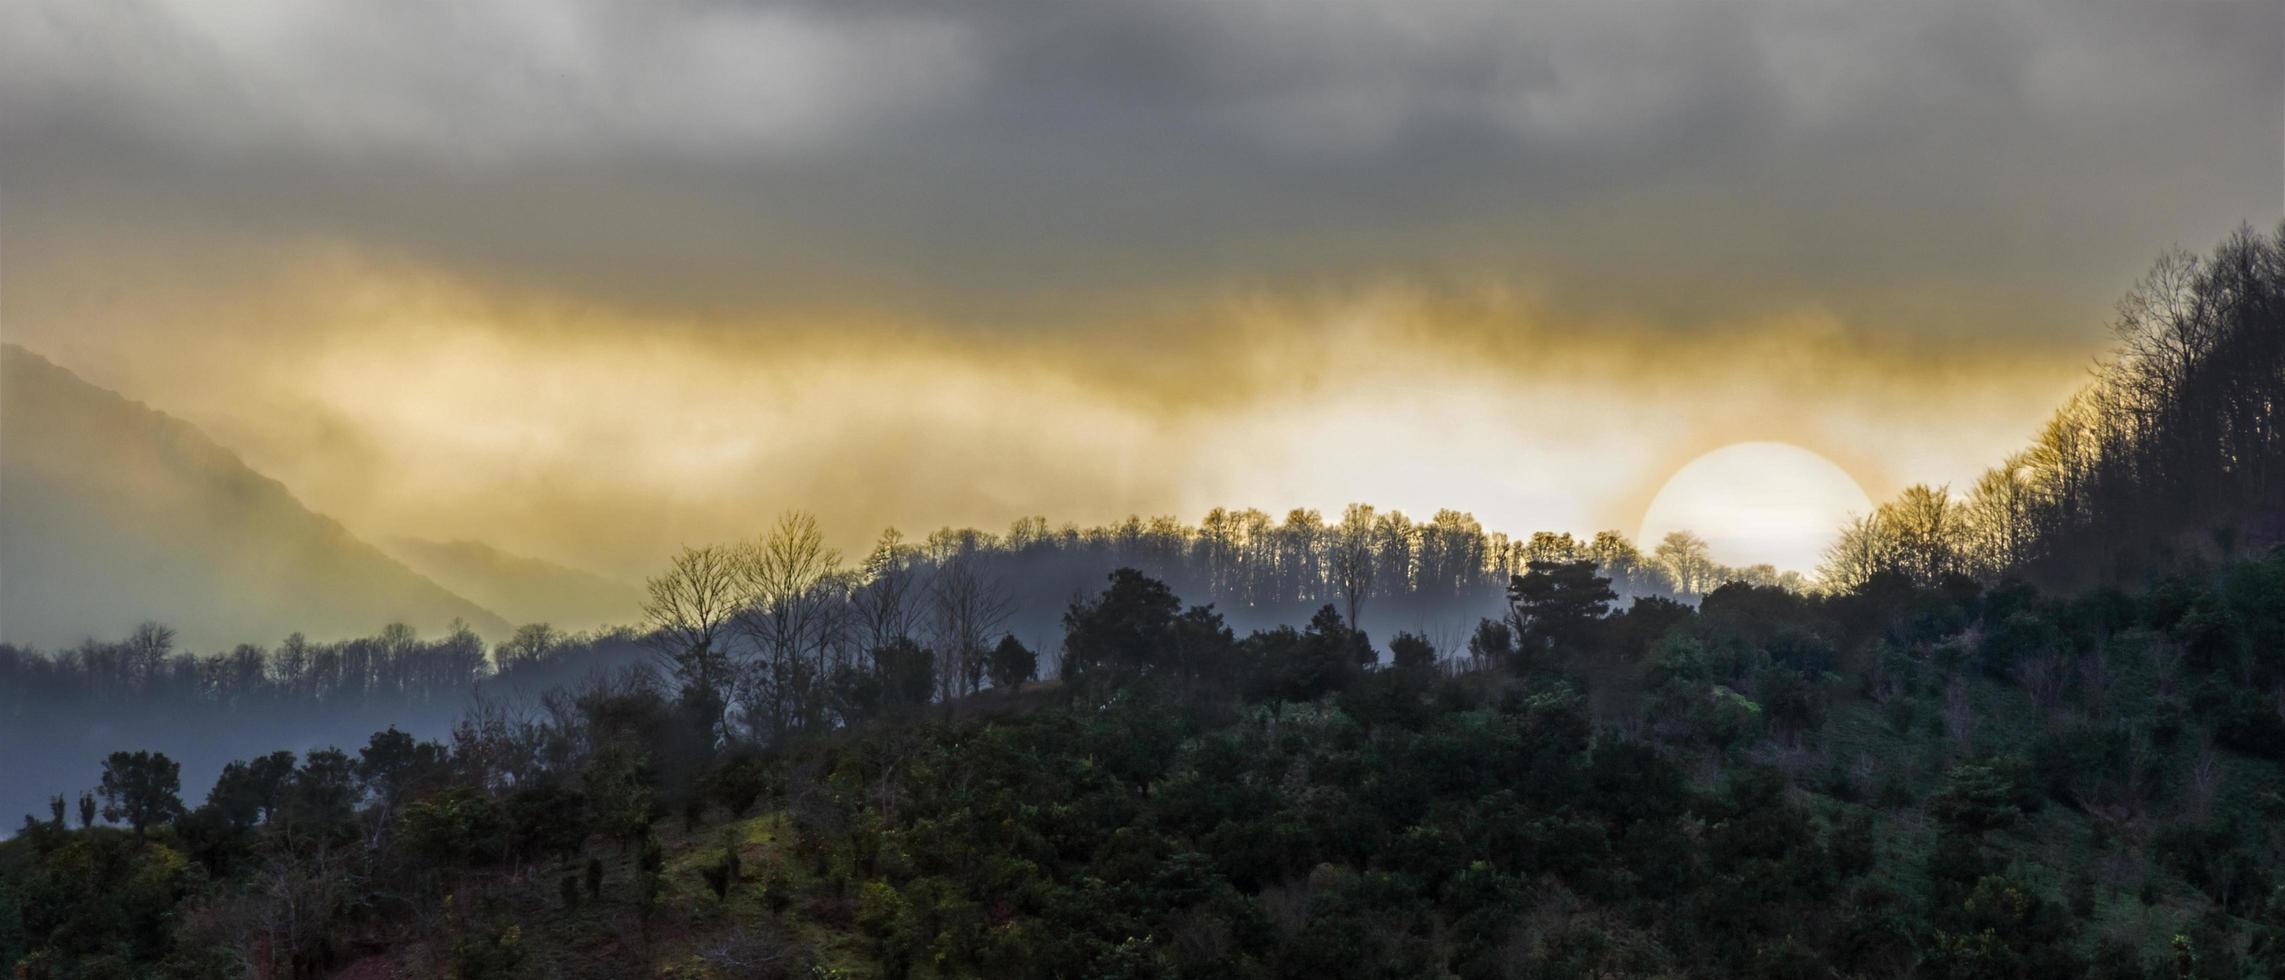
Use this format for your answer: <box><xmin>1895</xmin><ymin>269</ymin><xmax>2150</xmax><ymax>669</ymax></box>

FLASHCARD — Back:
<box><xmin>1637</xmin><ymin>442</ymin><xmax>1873</xmax><ymax>574</ymax></box>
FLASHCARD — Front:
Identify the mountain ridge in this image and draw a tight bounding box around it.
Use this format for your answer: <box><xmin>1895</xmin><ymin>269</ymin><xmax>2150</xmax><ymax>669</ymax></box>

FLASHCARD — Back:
<box><xmin>0</xmin><ymin>343</ymin><xmax>511</xmax><ymax>650</ymax></box>
<box><xmin>382</xmin><ymin>534</ymin><xmax>643</xmax><ymax>633</ymax></box>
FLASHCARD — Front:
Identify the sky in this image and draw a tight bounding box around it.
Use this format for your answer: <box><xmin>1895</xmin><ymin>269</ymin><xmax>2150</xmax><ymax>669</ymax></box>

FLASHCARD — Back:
<box><xmin>2</xmin><ymin>0</ymin><xmax>2279</xmax><ymax>578</ymax></box>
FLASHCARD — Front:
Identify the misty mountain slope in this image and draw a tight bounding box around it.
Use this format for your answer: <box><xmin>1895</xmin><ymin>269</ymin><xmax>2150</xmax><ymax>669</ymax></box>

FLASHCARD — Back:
<box><xmin>0</xmin><ymin>344</ymin><xmax>510</xmax><ymax>650</ymax></box>
<box><xmin>383</xmin><ymin>535</ymin><xmax>642</xmax><ymax>632</ymax></box>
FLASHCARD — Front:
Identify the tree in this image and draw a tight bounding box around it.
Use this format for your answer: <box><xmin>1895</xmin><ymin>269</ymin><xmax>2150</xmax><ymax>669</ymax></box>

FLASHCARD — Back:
<box><xmin>98</xmin><ymin>750</ymin><xmax>184</xmax><ymax>835</ymax></box>
<box><xmin>1930</xmin><ymin>764</ymin><xmax>2021</xmax><ymax>835</ymax></box>
<box><xmin>1881</xmin><ymin>484</ymin><xmax>1963</xmax><ymax>584</ymax></box>
<box><xmin>1062</xmin><ymin>568</ymin><xmax>1184</xmax><ymax>691</ymax></box>
<box><xmin>1818</xmin><ymin>512</ymin><xmax>1890</xmax><ymax>593</ymax></box>
<box><xmin>494</xmin><ymin>623</ymin><xmax>561</xmax><ymax>671</ymax></box>
<box><xmin>1373</xmin><ymin>510</ymin><xmax>1418</xmax><ymax>596</ymax></box>
<box><xmin>1243</xmin><ymin>606</ymin><xmax>1367</xmax><ymax>703</ymax></box>
<box><xmin>1421</xmin><ymin>510</ymin><xmax>1487</xmax><ymax>597</ymax></box>
<box><xmin>209</xmin><ymin>751</ymin><xmax>297</xmax><ymax>829</ymax></box>
<box><xmin>736</xmin><ymin>511</ymin><xmax>847</xmax><ymax>734</ymax></box>
<box><xmin>1507</xmin><ymin>559</ymin><xmax>1616</xmax><ymax>659</ymax></box>
<box><xmin>1464</xmin><ymin>618</ymin><xmax>1514</xmax><ymax>672</ymax></box>
<box><xmin>1389</xmin><ymin>632</ymin><xmax>1437</xmax><ymax>675</ymax></box>
<box><xmin>927</xmin><ymin>553</ymin><xmax>1014</xmax><ymax>700</ymax></box>
<box><xmin>1654</xmin><ymin>531</ymin><xmax>1714</xmax><ymax>597</ymax></box>
<box><xmin>642</xmin><ymin>544</ymin><xmax>742</xmax><ymax>742</ymax></box>
<box><xmin>1278</xmin><ymin>508</ymin><xmax>1328</xmax><ymax>604</ymax></box>
<box><xmin>356</xmin><ymin>728</ymin><xmax>447</xmax><ymax>809</ymax></box>
<box><xmin>278</xmin><ymin>748</ymin><xmax>361</xmax><ymax>847</ymax></box>
<box><xmin>852</xmin><ymin>528</ymin><xmax>921</xmax><ymax>655</ymax></box>
<box><xmin>873</xmin><ymin>637</ymin><xmax>936</xmax><ymax>712</ymax></box>
<box><xmin>1523</xmin><ymin>530</ymin><xmax>1585</xmax><ymax>567</ymax></box>
<box><xmin>987</xmin><ymin>635</ymin><xmax>1037</xmax><ymax>691</ymax></box>
<box><xmin>121</xmin><ymin>621</ymin><xmax>176</xmax><ymax>689</ymax></box>
<box><xmin>1588</xmin><ymin>530</ymin><xmax>1671</xmax><ymax>596</ymax></box>
<box><xmin>1963</xmin><ymin>457</ymin><xmax>2037</xmax><ymax>577</ymax></box>
<box><xmin>1331</xmin><ymin>504</ymin><xmax>1378</xmax><ymax>630</ymax></box>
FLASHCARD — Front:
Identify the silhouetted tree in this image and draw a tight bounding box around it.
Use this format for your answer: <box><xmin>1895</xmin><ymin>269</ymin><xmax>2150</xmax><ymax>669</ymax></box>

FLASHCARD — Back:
<box><xmin>1655</xmin><ymin>531</ymin><xmax>1714</xmax><ymax>597</ymax></box>
<box><xmin>873</xmin><ymin>637</ymin><xmax>936</xmax><ymax>713</ymax></box>
<box><xmin>987</xmin><ymin>635</ymin><xmax>1036</xmax><ymax>691</ymax></box>
<box><xmin>98</xmin><ymin>750</ymin><xmax>184</xmax><ymax>835</ymax></box>
<box><xmin>495</xmin><ymin>623</ymin><xmax>561</xmax><ymax>671</ymax></box>
<box><xmin>209</xmin><ymin>751</ymin><xmax>297</xmax><ymax>829</ymax></box>
<box><xmin>927</xmin><ymin>552</ymin><xmax>1014</xmax><ymax>700</ymax></box>
<box><xmin>1062</xmin><ymin>569</ymin><xmax>1185</xmax><ymax>691</ymax></box>
<box><xmin>736</xmin><ymin>511</ymin><xmax>846</xmax><ymax>737</ymax></box>
<box><xmin>1331</xmin><ymin>504</ymin><xmax>1378</xmax><ymax>629</ymax></box>
<box><xmin>1881</xmin><ymin>224</ymin><xmax>2285</xmax><ymax>587</ymax></box>
<box><xmin>1388</xmin><ymin>632</ymin><xmax>1437</xmax><ymax>674</ymax></box>
<box><xmin>1507</xmin><ymin>559</ymin><xmax>1617</xmax><ymax>660</ymax></box>
<box><xmin>356</xmin><ymin>727</ymin><xmax>448</xmax><ymax>810</ymax></box>
<box><xmin>642</xmin><ymin>544</ymin><xmax>742</xmax><ymax>740</ymax></box>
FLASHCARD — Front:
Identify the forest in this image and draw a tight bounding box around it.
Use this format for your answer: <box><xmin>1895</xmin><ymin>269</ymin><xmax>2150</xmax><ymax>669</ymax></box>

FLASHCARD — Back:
<box><xmin>2</xmin><ymin>225</ymin><xmax>2283</xmax><ymax>978</ymax></box>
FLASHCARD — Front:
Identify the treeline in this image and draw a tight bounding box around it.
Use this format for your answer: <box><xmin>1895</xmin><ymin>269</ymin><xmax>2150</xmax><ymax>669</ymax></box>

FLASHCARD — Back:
<box><xmin>1827</xmin><ymin>223</ymin><xmax>2285</xmax><ymax>590</ymax></box>
<box><xmin>886</xmin><ymin>507</ymin><xmax>1800</xmax><ymax>612</ymax></box>
<box><xmin>629</xmin><ymin>510</ymin><xmax>1808</xmax><ymax>749</ymax></box>
<box><xmin>0</xmin><ymin>508</ymin><xmax>1798</xmax><ymax>838</ymax></box>
<box><xmin>10</xmin><ymin>547</ymin><xmax>2285</xmax><ymax>976</ymax></box>
<box><xmin>0</xmin><ymin>621</ymin><xmax>652</xmax><ymax>709</ymax></box>
<box><xmin>0</xmin><ymin>621</ymin><xmax>649</xmax><ymax>846</ymax></box>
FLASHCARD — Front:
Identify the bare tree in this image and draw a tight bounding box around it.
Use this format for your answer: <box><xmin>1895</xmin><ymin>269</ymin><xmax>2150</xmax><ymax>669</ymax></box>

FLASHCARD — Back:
<box><xmin>734</xmin><ymin>512</ymin><xmax>845</xmax><ymax>738</ymax></box>
<box><xmin>1654</xmin><ymin>531</ymin><xmax>1713</xmax><ymax>597</ymax></box>
<box><xmin>1278</xmin><ymin>508</ymin><xmax>1327</xmax><ymax>605</ymax></box>
<box><xmin>1372</xmin><ymin>510</ymin><xmax>1417</xmax><ymax>597</ymax></box>
<box><xmin>1817</xmin><ymin>513</ymin><xmax>1889</xmax><ymax>593</ymax></box>
<box><xmin>494</xmin><ymin>622</ymin><xmax>561</xmax><ymax>671</ymax></box>
<box><xmin>641</xmin><ymin>544</ymin><xmax>742</xmax><ymax>739</ymax></box>
<box><xmin>927</xmin><ymin>553</ymin><xmax>1015</xmax><ymax>700</ymax></box>
<box><xmin>851</xmin><ymin>528</ymin><xmax>920</xmax><ymax>657</ymax></box>
<box><xmin>1587</xmin><ymin>530</ymin><xmax>1668</xmax><ymax>596</ymax></box>
<box><xmin>1331</xmin><ymin>503</ymin><xmax>1378</xmax><ymax>630</ymax></box>
<box><xmin>1963</xmin><ymin>456</ymin><xmax>2036</xmax><ymax>576</ymax></box>
<box><xmin>1881</xmin><ymin>484</ymin><xmax>1962</xmax><ymax>584</ymax></box>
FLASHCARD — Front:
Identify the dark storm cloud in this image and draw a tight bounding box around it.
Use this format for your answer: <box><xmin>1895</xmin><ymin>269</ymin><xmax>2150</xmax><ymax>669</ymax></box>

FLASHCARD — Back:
<box><xmin>2</xmin><ymin>0</ymin><xmax>2278</xmax><ymax>329</ymax></box>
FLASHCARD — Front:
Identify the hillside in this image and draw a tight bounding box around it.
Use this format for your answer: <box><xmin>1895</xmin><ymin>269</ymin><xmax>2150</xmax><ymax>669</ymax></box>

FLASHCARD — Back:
<box><xmin>385</xmin><ymin>536</ymin><xmax>643</xmax><ymax>633</ymax></box>
<box><xmin>7</xmin><ymin>557</ymin><xmax>2285</xmax><ymax>976</ymax></box>
<box><xmin>0</xmin><ymin>344</ymin><xmax>510</xmax><ymax>650</ymax></box>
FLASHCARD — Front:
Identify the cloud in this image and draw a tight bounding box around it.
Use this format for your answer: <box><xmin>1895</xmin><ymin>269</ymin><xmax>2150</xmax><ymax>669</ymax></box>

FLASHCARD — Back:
<box><xmin>3</xmin><ymin>0</ymin><xmax>2271</xmax><ymax>314</ymax></box>
<box><xmin>0</xmin><ymin>0</ymin><xmax>2273</xmax><ymax>576</ymax></box>
<box><xmin>0</xmin><ymin>242</ymin><xmax>2092</xmax><ymax>576</ymax></box>
<box><xmin>1</xmin><ymin>0</ymin><xmax>981</xmax><ymax>165</ymax></box>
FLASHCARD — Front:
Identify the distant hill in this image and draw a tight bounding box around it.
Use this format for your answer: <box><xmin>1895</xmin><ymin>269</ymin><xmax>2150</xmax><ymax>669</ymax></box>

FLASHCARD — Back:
<box><xmin>0</xmin><ymin>344</ymin><xmax>511</xmax><ymax>650</ymax></box>
<box><xmin>384</xmin><ymin>536</ymin><xmax>642</xmax><ymax>633</ymax></box>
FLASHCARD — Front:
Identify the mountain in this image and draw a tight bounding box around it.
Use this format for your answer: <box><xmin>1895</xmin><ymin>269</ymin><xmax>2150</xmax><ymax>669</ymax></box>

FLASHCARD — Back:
<box><xmin>383</xmin><ymin>536</ymin><xmax>643</xmax><ymax>633</ymax></box>
<box><xmin>0</xmin><ymin>344</ymin><xmax>511</xmax><ymax>650</ymax></box>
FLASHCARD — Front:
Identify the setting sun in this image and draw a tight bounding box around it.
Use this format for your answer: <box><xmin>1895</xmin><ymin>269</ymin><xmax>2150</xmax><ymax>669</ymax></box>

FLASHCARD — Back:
<box><xmin>1637</xmin><ymin>442</ymin><xmax>1873</xmax><ymax>574</ymax></box>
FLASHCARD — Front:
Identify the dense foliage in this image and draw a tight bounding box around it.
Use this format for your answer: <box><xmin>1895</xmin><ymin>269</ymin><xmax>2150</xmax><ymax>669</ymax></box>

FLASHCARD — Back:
<box><xmin>0</xmin><ymin>622</ymin><xmax>650</xmax><ymax>835</ymax></box>
<box><xmin>9</xmin><ymin>548</ymin><xmax>2285</xmax><ymax>977</ymax></box>
<box><xmin>0</xmin><ymin>508</ymin><xmax>1776</xmax><ymax>829</ymax></box>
